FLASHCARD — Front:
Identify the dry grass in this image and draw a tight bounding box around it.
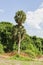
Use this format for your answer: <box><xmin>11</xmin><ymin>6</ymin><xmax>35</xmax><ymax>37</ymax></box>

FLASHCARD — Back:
<box><xmin>0</xmin><ymin>53</ymin><xmax>43</xmax><ymax>65</ymax></box>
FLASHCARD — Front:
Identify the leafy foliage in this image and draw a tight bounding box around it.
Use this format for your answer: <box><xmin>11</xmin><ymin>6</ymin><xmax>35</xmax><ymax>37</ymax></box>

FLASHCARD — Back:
<box><xmin>14</xmin><ymin>10</ymin><xmax>26</xmax><ymax>25</ymax></box>
<box><xmin>0</xmin><ymin>22</ymin><xmax>43</xmax><ymax>57</ymax></box>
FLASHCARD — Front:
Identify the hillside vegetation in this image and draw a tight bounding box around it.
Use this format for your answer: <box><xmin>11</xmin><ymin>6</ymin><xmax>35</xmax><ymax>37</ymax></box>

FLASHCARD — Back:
<box><xmin>0</xmin><ymin>22</ymin><xmax>43</xmax><ymax>57</ymax></box>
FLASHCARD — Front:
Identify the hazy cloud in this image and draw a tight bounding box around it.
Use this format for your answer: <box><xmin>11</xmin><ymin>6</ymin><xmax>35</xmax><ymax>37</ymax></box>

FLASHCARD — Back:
<box><xmin>0</xmin><ymin>9</ymin><xmax>4</xmax><ymax>13</ymax></box>
<box><xmin>39</xmin><ymin>2</ymin><xmax>43</xmax><ymax>8</ymax></box>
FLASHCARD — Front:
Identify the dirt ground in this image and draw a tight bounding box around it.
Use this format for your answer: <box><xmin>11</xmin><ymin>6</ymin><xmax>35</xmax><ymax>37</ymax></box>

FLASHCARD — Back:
<box><xmin>0</xmin><ymin>54</ymin><xmax>43</xmax><ymax>65</ymax></box>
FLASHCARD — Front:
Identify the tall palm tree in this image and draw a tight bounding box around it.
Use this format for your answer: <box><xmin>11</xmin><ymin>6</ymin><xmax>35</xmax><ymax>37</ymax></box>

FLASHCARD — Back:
<box><xmin>14</xmin><ymin>10</ymin><xmax>26</xmax><ymax>54</ymax></box>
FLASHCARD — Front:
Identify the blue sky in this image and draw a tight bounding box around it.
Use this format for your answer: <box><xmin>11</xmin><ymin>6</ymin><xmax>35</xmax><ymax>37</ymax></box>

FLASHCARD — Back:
<box><xmin>0</xmin><ymin>0</ymin><xmax>43</xmax><ymax>38</ymax></box>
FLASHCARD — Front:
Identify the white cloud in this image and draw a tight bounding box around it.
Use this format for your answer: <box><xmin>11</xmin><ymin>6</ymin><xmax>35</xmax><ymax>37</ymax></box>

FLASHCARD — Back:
<box><xmin>26</xmin><ymin>2</ymin><xmax>43</xmax><ymax>30</ymax></box>
<box><xmin>24</xmin><ymin>2</ymin><xmax>43</xmax><ymax>38</ymax></box>
<box><xmin>26</xmin><ymin>8</ymin><xmax>43</xmax><ymax>29</ymax></box>
<box><xmin>0</xmin><ymin>9</ymin><xmax>4</xmax><ymax>13</ymax></box>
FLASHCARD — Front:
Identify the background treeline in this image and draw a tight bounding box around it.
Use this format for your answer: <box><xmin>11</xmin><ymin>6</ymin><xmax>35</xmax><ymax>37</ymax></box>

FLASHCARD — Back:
<box><xmin>0</xmin><ymin>22</ymin><xmax>43</xmax><ymax>57</ymax></box>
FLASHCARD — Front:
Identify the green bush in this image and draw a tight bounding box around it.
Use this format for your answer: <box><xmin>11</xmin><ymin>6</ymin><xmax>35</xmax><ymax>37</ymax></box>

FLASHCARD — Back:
<box><xmin>24</xmin><ymin>50</ymin><xmax>36</xmax><ymax>58</ymax></box>
<box><xmin>13</xmin><ymin>42</ymin><xmax>18</xmax><ymax>51</ymax></box>
<box><xmin>0</xmin><ymin>44</ymin><xmax>4</xmax><ymax>53</ymax></box>
<box><xmin>10</xmin><ymin>54</ymin><xmax>32</xmax><ymax>61</ymax></box>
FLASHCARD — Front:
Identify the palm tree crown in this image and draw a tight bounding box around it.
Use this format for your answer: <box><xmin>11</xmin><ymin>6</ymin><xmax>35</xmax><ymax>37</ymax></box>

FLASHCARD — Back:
<box><xmin>14</xmin><ymin>10</ymin><xmax>26</xmax><ymax>25</ymax></box>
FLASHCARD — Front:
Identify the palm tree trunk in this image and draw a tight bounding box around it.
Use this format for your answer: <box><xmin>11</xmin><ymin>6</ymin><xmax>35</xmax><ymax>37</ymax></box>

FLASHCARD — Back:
<box><xmin>18</xmin><ymin>39</ymin><xmax>21</xmax><ymax>55</ymax></box>
<box><xmin>18</xmin><ymin>32</ymin><xmax>21</xmax><ymax>55</ymax></box>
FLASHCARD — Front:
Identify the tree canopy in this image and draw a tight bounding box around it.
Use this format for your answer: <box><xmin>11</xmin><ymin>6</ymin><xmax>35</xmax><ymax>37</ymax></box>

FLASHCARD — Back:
<box><xmin>14</xmin><ymin>10</ymin><xmax>26</xmax><ymax>25</ymax></box>
<box><xmin>0</xmin><ymin>22</ymin><xmax>43</xmax><ymax>57</ymax></box>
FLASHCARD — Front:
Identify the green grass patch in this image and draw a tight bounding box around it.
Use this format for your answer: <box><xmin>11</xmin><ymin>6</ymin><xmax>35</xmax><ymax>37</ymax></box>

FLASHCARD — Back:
<box><xmin>10</xmin><ymin>54</ymin><xmax>32</xmax><ymax>61</ymax></box>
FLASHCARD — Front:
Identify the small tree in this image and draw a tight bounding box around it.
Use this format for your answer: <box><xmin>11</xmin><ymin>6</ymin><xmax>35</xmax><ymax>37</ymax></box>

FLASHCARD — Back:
<box><xmin>14</xmin><ymin>10</ymin><xmax>26</xmax><ymax>54</ymax></box>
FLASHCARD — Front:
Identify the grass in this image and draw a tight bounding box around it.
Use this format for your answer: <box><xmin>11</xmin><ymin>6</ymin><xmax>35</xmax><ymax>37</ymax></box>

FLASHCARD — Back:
<box><xmin>10</xmin><ymin>54</ymin><xmax>32</xmax><ymax>61</ymax></box>
<box><xmin>21</xmin><ymin>61</ymin><xmax>43</xmax><ymax>65</ymax></box>
<box><xmin>0</xmin><ymin>53</ymin><xmax>43</xmax><ymax>65</ymax></box>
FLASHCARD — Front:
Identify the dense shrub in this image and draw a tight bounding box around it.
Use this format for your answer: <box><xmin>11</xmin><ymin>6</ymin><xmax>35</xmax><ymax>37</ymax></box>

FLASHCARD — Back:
<box><xmin>0</xmin><ymin>22</ymin><xmax>43</xmax><ymax>57</ymax></box>
<box><xmin>0</xmin><ymin>43</ymin><xmax>4</xmax><ymax>53</ymax></box>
